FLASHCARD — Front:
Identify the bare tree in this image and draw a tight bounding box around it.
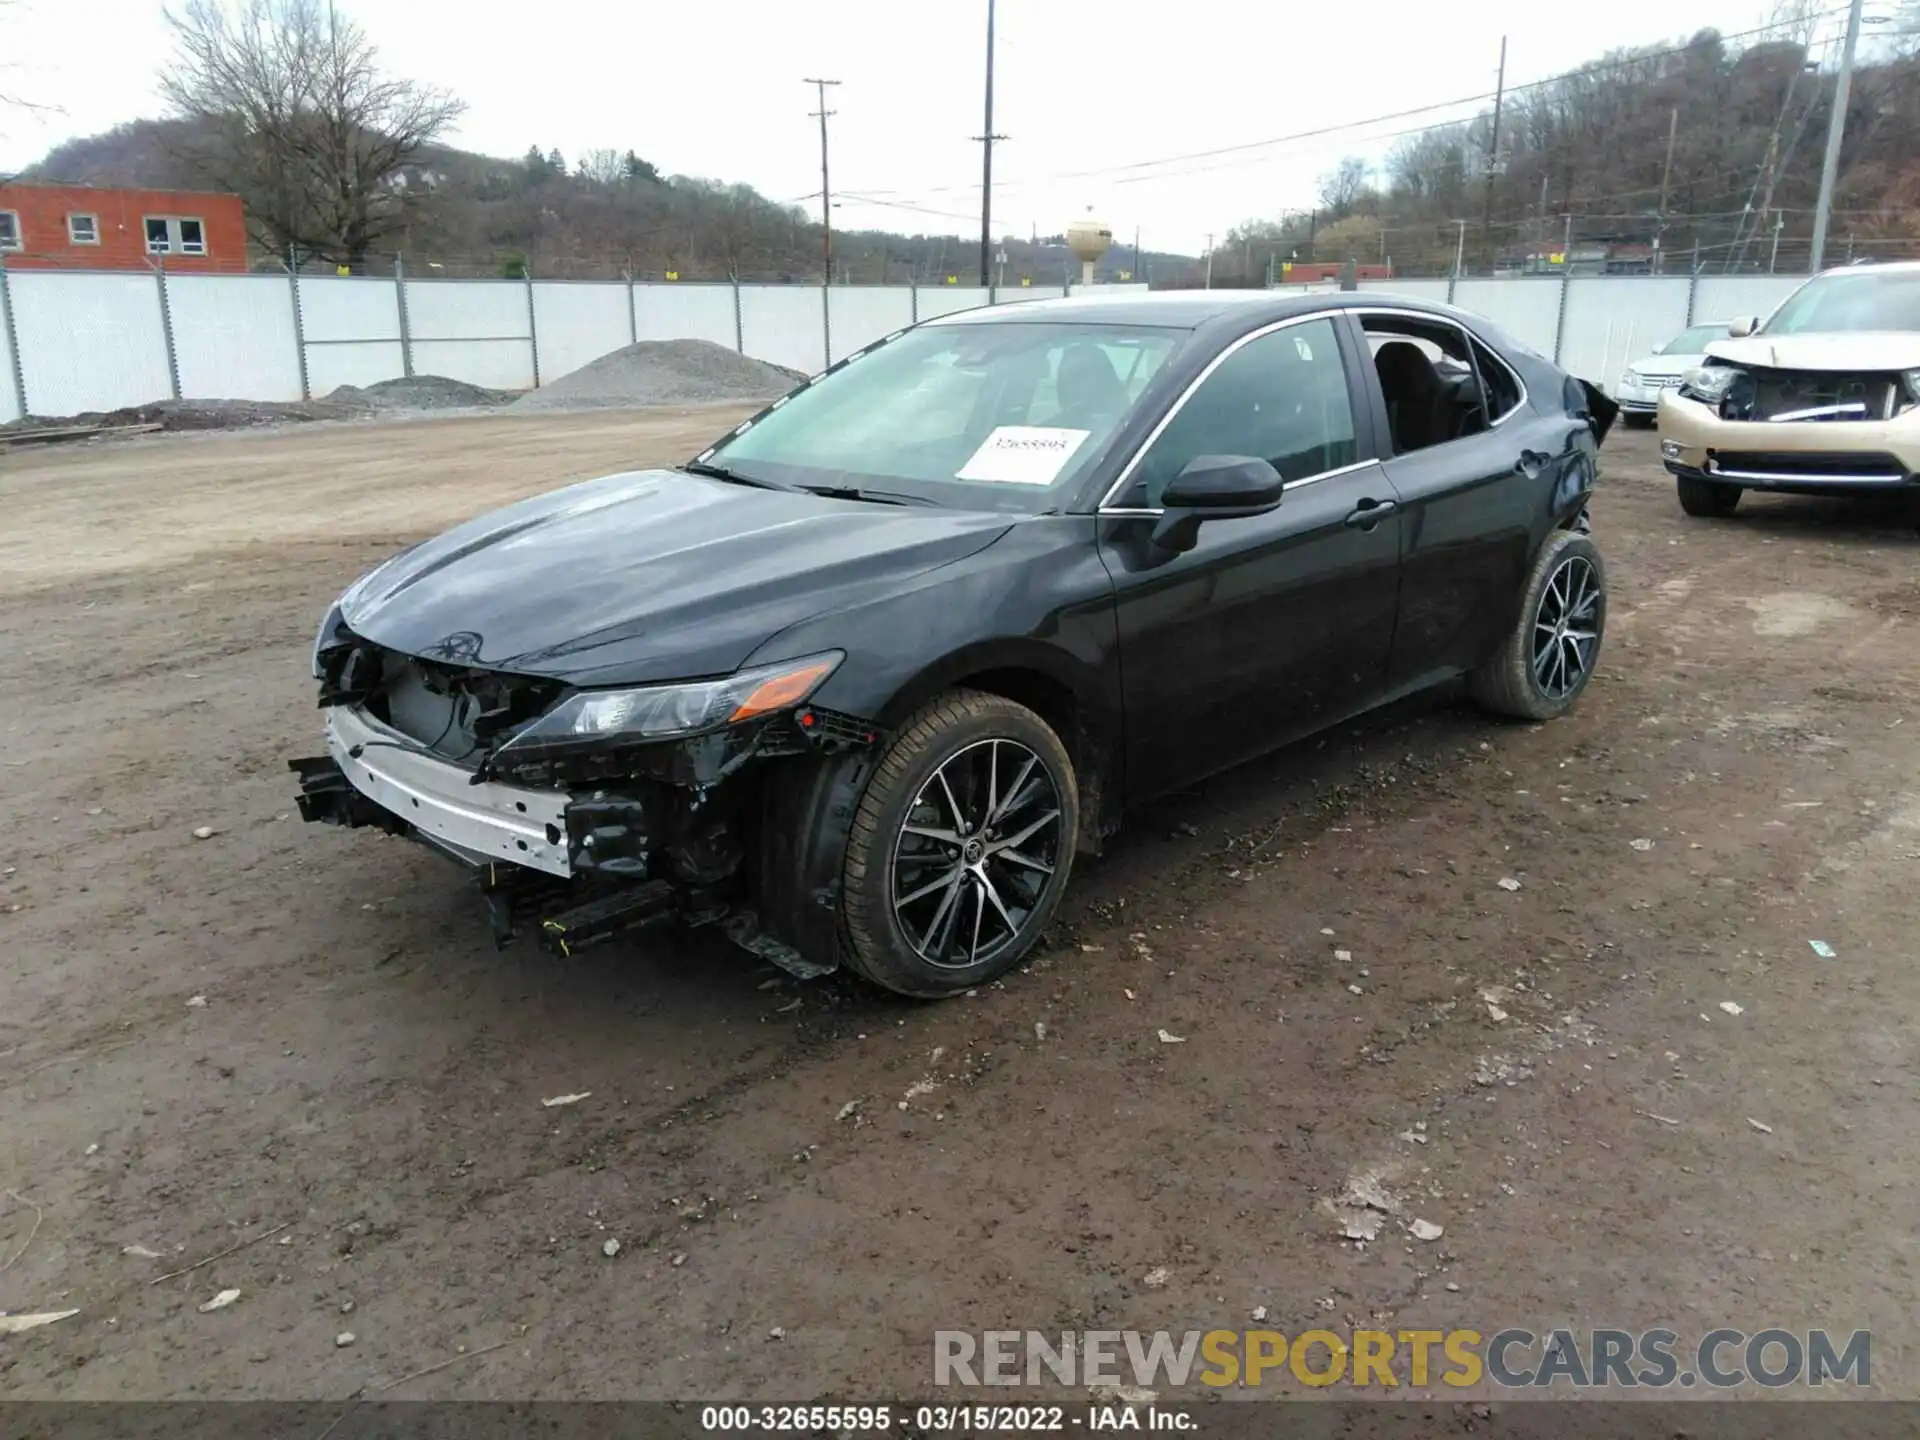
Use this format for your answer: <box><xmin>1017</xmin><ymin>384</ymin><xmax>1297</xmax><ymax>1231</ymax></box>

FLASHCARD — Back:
<box><xmin>1317</xmin><ymin>156</ymin><xmax>1373</xmax><ymax>220</ymax></box>
<box><xmin>1384</xmin><ymin>126</ymin><xmax>1472</xmax><ymax>203</ymax></box>
<box><xmin>158</xmin><ymin>0</ymin><xmax>463</xmax><ymax>268</ymax></box>
<box><xmin>574</xmin><ymin>148</ymin><xmax>626</xmax><ymax>186</ymax></box>
<box><xmin>0</xmin><ymin>0</ymin><xmax>60</xmax><ymax>120</ymax></box>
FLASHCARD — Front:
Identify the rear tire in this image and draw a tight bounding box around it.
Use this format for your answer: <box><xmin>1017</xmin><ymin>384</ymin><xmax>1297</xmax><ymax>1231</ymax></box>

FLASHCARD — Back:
<box><xmin>1677</xmin><ymin>475</ymin><xmax>1742</xmax><ymax>517</ymax></box>
<box><xmin>840</xmin><ymin>690</ymin><xmax>1078</xmax><ymax>997</ymax></box>
<box><xmin>1469</xmin><ymin>529</ymin><xmax>1606</xmax><ymax>722</ymax></box>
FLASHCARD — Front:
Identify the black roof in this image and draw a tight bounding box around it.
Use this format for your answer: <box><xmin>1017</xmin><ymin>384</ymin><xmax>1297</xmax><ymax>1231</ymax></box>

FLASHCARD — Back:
<box><xmin>929</xmin><ymin>288</ymin><xmax>1450</xmax><ymax>331</ymax></box>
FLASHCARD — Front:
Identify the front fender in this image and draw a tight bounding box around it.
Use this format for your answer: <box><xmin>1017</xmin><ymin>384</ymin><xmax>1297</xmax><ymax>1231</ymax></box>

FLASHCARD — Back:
<box><xmin>866</xmin><ymin>635</ymin><xmax>1110</xmax><ymax>729</ymax></box>
<box><xmin>749</xmin><ymin>750</ymin><xmax>876</xmax><ymax>975</ymax></box>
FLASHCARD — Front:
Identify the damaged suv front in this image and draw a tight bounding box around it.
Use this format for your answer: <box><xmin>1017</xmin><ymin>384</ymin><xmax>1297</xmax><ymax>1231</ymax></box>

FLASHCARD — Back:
<box><xmin>1657</xmin><ymin>262</ymin><xmax>1920</xmax><ymax>516</ymax></box>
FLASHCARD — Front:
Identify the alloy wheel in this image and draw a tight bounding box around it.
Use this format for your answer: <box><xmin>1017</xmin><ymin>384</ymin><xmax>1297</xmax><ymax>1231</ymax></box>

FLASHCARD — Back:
<box><xmin>1531</xmin><ymin>553</ymin><xmax>1601</xmax><ymax>700</ymax></box>
<box><xmin>890</xmin><ymin>738</ymin><xmax>1064</xmax><ymax>971</ymax></box>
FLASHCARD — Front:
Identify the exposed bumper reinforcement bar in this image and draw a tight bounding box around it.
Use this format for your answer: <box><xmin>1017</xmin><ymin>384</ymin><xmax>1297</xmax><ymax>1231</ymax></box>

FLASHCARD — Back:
<box><xmin>290</xmin><ymin>753</ymin><xmax>408</xmax><ymax>833</ymax></box>
<box><xmin>322</xmin><ymin>704</ymin><xmax>574</xmax><ymax>877</ymax></box>
<box><xmin>292</xmin><ymin>751</ymin><xmax>684</xmax><ymax>956</ymax></box>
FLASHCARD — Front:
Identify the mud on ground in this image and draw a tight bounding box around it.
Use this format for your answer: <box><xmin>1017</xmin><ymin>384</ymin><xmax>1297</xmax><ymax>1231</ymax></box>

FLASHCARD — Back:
<box><xmin>1</xmin><ymin>417</ymin><xmax>1918</xmax><ymax>1401</ymax></box>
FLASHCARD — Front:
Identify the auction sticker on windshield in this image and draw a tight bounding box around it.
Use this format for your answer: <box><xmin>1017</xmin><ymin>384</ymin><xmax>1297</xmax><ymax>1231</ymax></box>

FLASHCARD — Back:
<box><xmin>956</xmin><ymin>426</ymin><xmax>1091</xmax><ymax>485</ymax></box>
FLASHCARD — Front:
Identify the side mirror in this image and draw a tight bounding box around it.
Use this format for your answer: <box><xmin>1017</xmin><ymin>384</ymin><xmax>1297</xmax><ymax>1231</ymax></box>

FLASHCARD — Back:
<box><xmin>1150</xmin><ymin>454</ymin><xmax>1284</xmax><ymax>554</ymax></box>
<box><xmin>1727</xmin><ymin>315</ymin><xmax>1757</xmax><ymax>338</ymax></box>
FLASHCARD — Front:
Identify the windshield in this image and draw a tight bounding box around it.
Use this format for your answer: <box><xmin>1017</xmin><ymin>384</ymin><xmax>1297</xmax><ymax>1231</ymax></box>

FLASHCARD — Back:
<box><xmin>1763</xmin><ymin>270</ymin><xmax>1920</xmax><ymax>335</ymax></box>
<box><xmin>1656</xmin><ymin>325</ymin><xmax>1728</xmax><ymax>355</ymax></box>
<box><xmin>705</xmin><ymin>320</ymin><xmax>1184</xmax><ymax>509</ymax></box>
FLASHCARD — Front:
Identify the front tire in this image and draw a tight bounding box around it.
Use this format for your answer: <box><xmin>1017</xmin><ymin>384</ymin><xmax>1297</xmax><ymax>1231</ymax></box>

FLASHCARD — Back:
<box><xmin>841</xmin><ymin>690</ymin><xmax>1078</xmax><ymax>997</ymax></box>
<box><xmin>1677</xmin><ymin>475</ymin><xmax>1742</xmax><ymax>517</ymax></box>
<box><xmin>1470</xmin><ymin>529</ymin><xmax>1606</xmax><ymax>722</ymax></box>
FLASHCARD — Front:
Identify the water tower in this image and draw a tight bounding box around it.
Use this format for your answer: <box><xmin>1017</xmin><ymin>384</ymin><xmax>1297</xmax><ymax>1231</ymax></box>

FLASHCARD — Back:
<box><xmin>1066</xmin><ymin>213</ymin><xmax>1112</xmax><ymax>286</ymax></box>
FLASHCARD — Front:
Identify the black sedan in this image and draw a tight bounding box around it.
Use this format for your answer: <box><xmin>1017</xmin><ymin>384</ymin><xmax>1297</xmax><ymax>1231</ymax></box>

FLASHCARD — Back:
<box><xmin>292</xmin><ymin>290</ymin><xmax>1618</xmax><ymax>997</ymax></box>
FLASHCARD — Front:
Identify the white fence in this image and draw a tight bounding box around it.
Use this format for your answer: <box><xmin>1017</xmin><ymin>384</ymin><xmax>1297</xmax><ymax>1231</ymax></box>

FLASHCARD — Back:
<box><xmin>0</xmin><ymin>264</ymin><xmax>1807</xmax><ymax>428</ymax></box>
<box><xmin>1355</xmin><ymin>274</ymin><xmax>1805</xmax><ymax>387</ymax></box>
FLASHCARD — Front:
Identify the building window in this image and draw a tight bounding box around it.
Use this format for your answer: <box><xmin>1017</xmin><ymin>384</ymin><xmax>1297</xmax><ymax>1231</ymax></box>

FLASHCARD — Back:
<box><xmin>0</xmin><ymin>211</ymin><xmax>20</xmax><ymax>251</ymax></box>
<box><xmin>144</xmin><ymin>215</ymin><xmax>208</xmax><ymax>256</ymax></box>
<box><xmin>68</xmin><ymin>213</ymin><xmax>100</xmax><ymax>245</ymax></box>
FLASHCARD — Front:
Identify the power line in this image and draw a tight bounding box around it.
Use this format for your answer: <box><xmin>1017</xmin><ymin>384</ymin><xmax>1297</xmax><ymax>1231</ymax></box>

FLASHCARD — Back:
<box><xmin>838</xmin><ymin>192</ymin><xmax>981</xmax><ymax>224</ymax></box>
<box><xmin>852</xmin><ymin>7</ymin><xmax>1852</xmax><ymax>204</ymax></box>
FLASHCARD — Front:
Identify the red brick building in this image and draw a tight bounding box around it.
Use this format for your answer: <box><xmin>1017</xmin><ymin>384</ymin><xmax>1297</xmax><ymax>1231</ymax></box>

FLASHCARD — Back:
<box><xmin>1278</xmin><ymin>261</ymin><xmax>1395</xmax><ymax>284</ymax></box>
<box><xmin>0</xmin><ymin>183</ymin><xmax>249</xmax><ymax>271</ymax></box>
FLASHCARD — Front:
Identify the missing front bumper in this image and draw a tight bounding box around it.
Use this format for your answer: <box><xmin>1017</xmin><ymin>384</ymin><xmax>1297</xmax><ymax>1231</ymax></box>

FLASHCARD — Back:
<box><xmin>289</xmin><ymin>750</ymin><xmax>687</xmax><ymax>955</ymax></box>
<box><xmin>291</xmin><ymin>699</ymin><xmax>875</xmax><ymax>978</ymax></box>
<box><xmin>322</xmin><ymin>704</ymin><xmax>573</xmax><ymax>875</ymax></box>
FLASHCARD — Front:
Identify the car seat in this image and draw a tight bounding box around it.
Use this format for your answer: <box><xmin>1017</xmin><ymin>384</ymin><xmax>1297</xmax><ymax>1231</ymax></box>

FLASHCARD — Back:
<box><xmin>1373</xmin><ymin>341</ymin><xmax>1446</xmax><ymax>454</ymax></box>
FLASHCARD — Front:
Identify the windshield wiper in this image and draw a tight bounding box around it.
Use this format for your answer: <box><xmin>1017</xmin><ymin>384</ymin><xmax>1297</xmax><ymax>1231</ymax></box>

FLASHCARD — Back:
<box><xmin>678</xmin><ymin>459</ymin><xmax>797</xmax><ymax>492</ymax></box>
<box><xmin>798</xmin><ymin>484</ymin><xmax>939</xmax><ymax>508</ymax></box>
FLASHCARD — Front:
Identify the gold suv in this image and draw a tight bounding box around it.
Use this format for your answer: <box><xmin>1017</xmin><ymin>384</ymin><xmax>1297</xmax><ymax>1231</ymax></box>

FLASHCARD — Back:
<box><xmin>1657</xmin><ymin>261</ymin><xmax>1920</xmax><ymax>516</ymax></box>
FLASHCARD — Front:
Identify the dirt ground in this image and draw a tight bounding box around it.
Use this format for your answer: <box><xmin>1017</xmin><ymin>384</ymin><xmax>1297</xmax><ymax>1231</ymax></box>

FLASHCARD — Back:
<box><xmin>2</xmin><ymin>411</ymin><xmax>1918</xmax><ymax>1405</ymax></box>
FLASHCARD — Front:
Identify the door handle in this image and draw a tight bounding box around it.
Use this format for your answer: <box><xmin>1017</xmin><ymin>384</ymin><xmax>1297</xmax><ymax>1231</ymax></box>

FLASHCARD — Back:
<box><xmin>1343</xmin><ymin>497</ymin><xmax>1397</xmax><ymax>530</ymax></box>
<box><xmin>1516</xmin><ymin>449</ymin><xmax>1551</xmax><ymax>478</ymax></box>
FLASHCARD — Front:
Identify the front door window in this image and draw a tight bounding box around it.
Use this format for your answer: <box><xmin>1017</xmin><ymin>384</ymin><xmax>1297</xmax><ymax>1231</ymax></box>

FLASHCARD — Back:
<box><xmin>1114</xmin><ymin>317</ymin><xmax>1356</xmax><ymax>508</ymax></box>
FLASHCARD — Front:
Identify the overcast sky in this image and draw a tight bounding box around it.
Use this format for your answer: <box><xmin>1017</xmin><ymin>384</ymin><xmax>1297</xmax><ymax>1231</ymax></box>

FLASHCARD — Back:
<box><xmin>1</xmin><ymin>0</ymin><xmax>1831</xmax><ymax>254</ymax></box>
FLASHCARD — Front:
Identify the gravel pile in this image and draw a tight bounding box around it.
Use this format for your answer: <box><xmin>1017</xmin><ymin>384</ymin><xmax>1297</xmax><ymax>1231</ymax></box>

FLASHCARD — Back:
<box><xmin>327</xmin><ymin>375</ymin><xmax>518</xmax><ymax>411</ymax></box>
<box><xmin>510</xmin><ymin>339</ymin><xmax>804</xmax><ymax>412</ymax></box>
<box><xmin>19</xmin><ymin>397</ymin><xmax>362</xmax><ymax>432</ymax></box>
<box><xmin>13</xmin><ymin>375</ymin><xmax>519</xmax><ymax>437</ymax></box>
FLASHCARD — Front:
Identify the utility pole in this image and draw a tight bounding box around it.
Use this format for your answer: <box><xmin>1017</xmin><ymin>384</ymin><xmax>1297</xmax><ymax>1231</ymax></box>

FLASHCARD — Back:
<box><xmin>1810</xmin><ymin>0</ymin><xmax>1866</xmax><ymax>273</ymax></box>
<box><xmin>973</xmin><ymin>0</ymin><xmax>1006</xmax><ymax>288</ymax></box>
<box><xmin>1536</xmin><ymin>172</ymin><xmax>1550</xmax><ymax>263</ymax></box>
<box><xmin>1453</xmin><ymin>218</ymin><xmax>1467</xmax><ymax>278</ymax></box>
<box><xmin>1204</xmin><ymin>233</ymin><xmax>1214</xmax><ymax>290</ymax></box>
<box><xmin>804</xmin><ymin>78</ymin><xmax>840</xmax><ymax>285</ymax></box>
<box><xmin>1655</xmin><ymin>106</ymin><xmax>1678</xmax><ymax>273</ymax></box>
<box><xmin>1480</xmin><ymin>35</ymin><xmax>1508</xmax><ymax>274</ymax></box>
<box><xmin>1769</xmin><ymin>211</ymin><xmax>1784</xmax><ymax>273</ymax></box>
<box><xmin>1133</xmin><ymin>226</ymin><xmax>1141</xmax><ymax>279</ymax></box>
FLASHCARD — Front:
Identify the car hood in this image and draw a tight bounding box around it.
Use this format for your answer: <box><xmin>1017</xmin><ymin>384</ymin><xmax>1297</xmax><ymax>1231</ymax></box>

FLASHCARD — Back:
<box><xmin>341</xmin><ymin>469</ymin><xmax>1015</xmax><ymax>686</ymax></box>
<box><xmin>1705</xmin><ymin>332</ymin><xmax>1920</xmax><ymax>372</ymax></box>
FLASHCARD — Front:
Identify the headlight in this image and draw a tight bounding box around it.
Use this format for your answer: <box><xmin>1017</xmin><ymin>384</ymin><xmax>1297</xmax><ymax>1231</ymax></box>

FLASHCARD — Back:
<box><xmin>1621</xmin><ymin>369</ymin><xmax>1643</xmax><ymax>387</ymax></box>
<box><xmin>1680</xmin><ymin>364</ymin><xmax>1742</xmax><ymax>402</ymax></box>
<box><xmin>494</xmin><ymin>651</ymin><xmax>844</xmax><ymax>757</ymax></box>
<box><xmin>311</xmin><ymin>601</ymin><xmax>349</xmax><ymax>678</ymax></box>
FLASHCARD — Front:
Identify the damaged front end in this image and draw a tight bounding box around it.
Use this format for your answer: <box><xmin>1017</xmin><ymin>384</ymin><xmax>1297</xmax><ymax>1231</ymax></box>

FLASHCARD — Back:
<box><xmin>289</xmin><ymin>621</ymin><xmax>879</xmax><ymax>975</ymax></box>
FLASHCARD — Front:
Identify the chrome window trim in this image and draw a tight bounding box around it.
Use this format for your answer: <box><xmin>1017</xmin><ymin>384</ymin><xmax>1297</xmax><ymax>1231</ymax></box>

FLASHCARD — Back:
<box><xmin>1355</xmin><ymin>305</ymin><xmax>1530</xmax><ymax>427</ymax></box>
<box><xmin>1096</xmin><ymin>308</ymin><xmax>1353</xmax><ymax>514</ymax></box>
<box><xmin>1097</xmin><ymin>458</ymin><xmax>1378</xmax><ymax>519</ymax></box>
